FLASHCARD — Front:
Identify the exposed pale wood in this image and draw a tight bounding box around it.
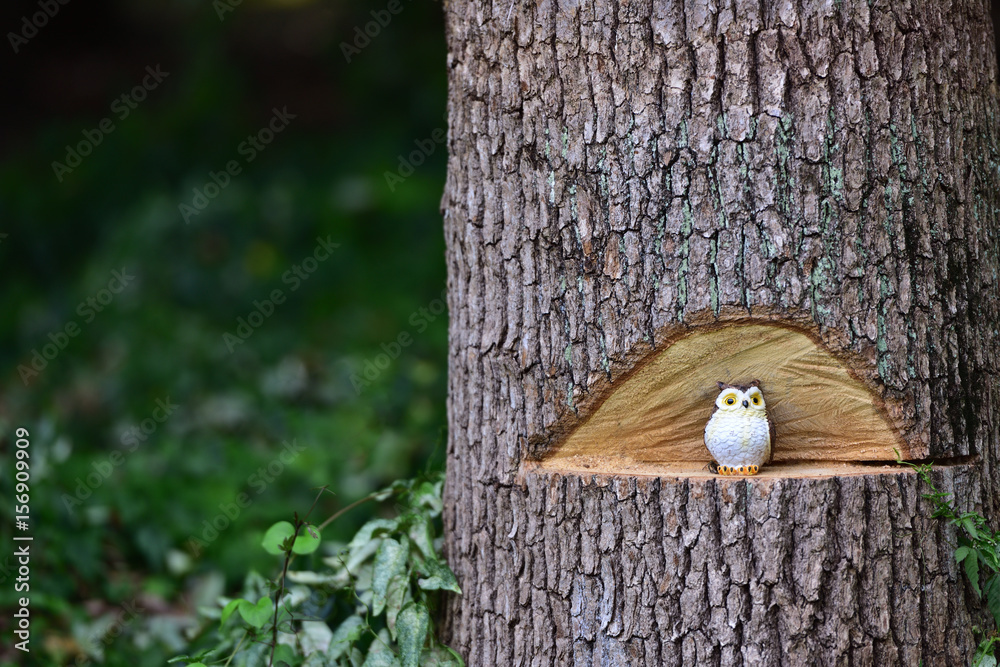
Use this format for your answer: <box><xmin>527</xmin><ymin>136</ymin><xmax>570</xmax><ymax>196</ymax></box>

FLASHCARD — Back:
<box><xmin>532</xmin><ymin>457</ymin><xmax>913</xmax><ymax>479</ymax></box>
<box><xmin>544</xmin><ymin>324</ymin><xmax>909</xmax><ymax>468</ymax></box>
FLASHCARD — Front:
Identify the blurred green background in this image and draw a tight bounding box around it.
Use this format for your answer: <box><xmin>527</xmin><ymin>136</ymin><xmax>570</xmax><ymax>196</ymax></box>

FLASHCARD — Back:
<box><xmin>0</xmin><ymin>0</ymin><xmax>447</xmax><ymax>664</ymax></box>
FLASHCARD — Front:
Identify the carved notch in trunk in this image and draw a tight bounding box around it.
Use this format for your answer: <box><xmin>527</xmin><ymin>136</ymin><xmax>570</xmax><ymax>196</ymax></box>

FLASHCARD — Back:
<box><xmin>540</xmin><ymin>323</ymin><xmax>909</xmax><ymax>476</ymax></box>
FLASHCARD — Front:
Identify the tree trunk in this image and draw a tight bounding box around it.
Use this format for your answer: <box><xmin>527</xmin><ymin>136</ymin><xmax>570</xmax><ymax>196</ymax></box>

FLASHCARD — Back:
<box><xmin>440</xmin><ymin>0</ymin><xmax>1000</xmax><ymax>663</ymax></box>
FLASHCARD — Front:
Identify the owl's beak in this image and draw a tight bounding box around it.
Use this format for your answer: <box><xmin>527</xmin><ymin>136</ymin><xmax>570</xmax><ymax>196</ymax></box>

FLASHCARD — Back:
<box><xmin>742</xmin><ymin>399</ymin><xmax>749</xmax><ymax>408</ymax></box>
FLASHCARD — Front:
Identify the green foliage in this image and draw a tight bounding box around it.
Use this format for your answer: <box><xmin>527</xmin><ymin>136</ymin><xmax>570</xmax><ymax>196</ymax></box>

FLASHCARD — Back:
<box><xmin>0</xmin><ymin>1</ymin><xmax>449</xmax><ymax>662</ymax></box>
<box><xmin>264</xmin><ymin>522</ymin><xmax>323</xmax><ymax>556</ymax></box>
<box><xmin>976</xmin><ymin>638</ymin><xmax>1000</xmax><ymax>667</ymax></box>
<box><xmin>898</xmin><ymin>452</ymin><xmax>1000</xmax><ymax>665</ymax></box>
<box><xmin>173</xmin><ymin>473</ymin><xmax>462</xmax><ymax>667</ymax></box>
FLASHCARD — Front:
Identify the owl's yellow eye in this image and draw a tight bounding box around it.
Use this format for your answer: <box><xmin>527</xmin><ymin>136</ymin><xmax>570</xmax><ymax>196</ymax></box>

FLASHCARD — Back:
<box><xmin>751</xmin><ymin>396</ymin><xmax>761</xmax><ymax>405</ymax></box>
<box><xmin>725</xmin><ymin>396</ymin><xmax>736</xmax><ymax>406</ymax></box>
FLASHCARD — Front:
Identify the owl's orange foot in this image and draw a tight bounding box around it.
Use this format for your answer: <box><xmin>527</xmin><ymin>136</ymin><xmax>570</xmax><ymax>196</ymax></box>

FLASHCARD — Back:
<box><xmin>715</xmin><ymin>464</ymin><xmax>761</xmax><ymax>476</ymax></box>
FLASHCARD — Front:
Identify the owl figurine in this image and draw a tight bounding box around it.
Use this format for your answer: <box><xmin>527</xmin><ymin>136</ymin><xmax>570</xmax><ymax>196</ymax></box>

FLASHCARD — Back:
<box><xmin>705</xmin><ymin>380</ymin><xmax>775</xmax><ymax>475</ymax></box>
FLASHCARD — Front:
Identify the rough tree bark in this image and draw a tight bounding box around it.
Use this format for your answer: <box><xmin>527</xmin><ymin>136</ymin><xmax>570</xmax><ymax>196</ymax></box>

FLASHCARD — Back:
<box><xmin>440</xmin><ymin>0</ymin><xmax>1000</xmax><ymax>663</ymax></box>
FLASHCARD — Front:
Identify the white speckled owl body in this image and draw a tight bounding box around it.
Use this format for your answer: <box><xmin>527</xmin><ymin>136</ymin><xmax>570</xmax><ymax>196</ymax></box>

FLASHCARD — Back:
<box><xmin>705</xmin><ymin>381</ymin><xmax>774</xmax><ymax>475</ymax></box>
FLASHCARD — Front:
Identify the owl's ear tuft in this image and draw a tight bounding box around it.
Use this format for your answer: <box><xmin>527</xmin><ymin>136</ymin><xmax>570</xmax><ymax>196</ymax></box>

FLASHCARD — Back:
<box><xmin>749</xmin><ymin>379</ymin><xmax>761</xmax><ymax>387</ymax></box>
<box><xmin>717</xmin><ymin>381</ymin><xmax>727</xmax><ymax>390</ymax></box>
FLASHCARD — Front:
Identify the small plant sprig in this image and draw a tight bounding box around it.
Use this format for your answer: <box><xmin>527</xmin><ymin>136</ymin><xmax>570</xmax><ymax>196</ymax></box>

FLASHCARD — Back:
<box><xmin>173</xmin><ymin>472</ymin><xmax>463</xmax><ymax>667</ymax></box>
<box><xmin>897</xmin><ymin>451</ymin><xmax>1000</xmax><ymax>666</ymax></box>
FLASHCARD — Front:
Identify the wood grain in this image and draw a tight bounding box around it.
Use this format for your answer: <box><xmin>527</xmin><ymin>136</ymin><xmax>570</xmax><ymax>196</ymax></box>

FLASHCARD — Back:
<box><xmin>531</xmin><ymin>457</ymin><xmax>914</xmax><ymax>479</ymax></box>
<box><xmin>544</xmin><ymin>323</ymin><xmax>909</xmax><ymax>468</ymax></box>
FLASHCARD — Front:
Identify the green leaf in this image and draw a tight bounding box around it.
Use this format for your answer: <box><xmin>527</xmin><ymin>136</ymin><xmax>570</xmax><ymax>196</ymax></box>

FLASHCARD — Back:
<box><xmin>397</xmin><ymin>603</ymin><xmax>430</xmax><ymax>667</ymax></box>
<box><xmin>374</xmin><ymin>479</ymin><xmax>411</xmax><ymax>502</ymax></box>
<box><xmin>385</xmin><ymin>574</ymin><xmax>411</xmax><ymax>638</ymax></box>
<box><xmin>362</xmin><ymin>629</ymin><xmax>401</xmax><ymax>667</ymax></box>
<box><xmin>420</xmin><ymin>645</ymin><xmax>466</xmax><ymax>667</ymax></box>
<box><xmin>238</xmin><ymin>596</ymin><xmax>274</xmax><ymax>628</ymax></box>
<box><xmin>273</xmin><ymin>643</ymin><xmax>298</xmax><ymax>665</ymax></box>
<box><xmin>986</xmin><ymin>575</ymin><xmax>1000</xmax><ymax>628</ymax></box>
<box><xmin>975</xmin><ymin>646</ymin><xmax>998</xmax><ymax>667</ymax></box>
<box><xmin>326</xmin><ymin>616</ymin><xmax>367</xmax><ymax>661</ymax></box>
<box><xmin>408</xmin><ymin>515</ymin><xmax>436</xmax><ymax>561</ymax></box>
<box><xmin>286</xmin><ymin>570</ymin><xmax>342</xmax><ymax>586</ymax></box>
<box><xmin>965</xmin><ymin>517</ymin><xmax>981</xmax><ymax>541</ymax></box>
<box><xmin>443</xmin><ymin>646</ymin><xmax>465</xmax><ymax>667</ymax></box>
<box><xmin>274</xmin><ymin>605</ymin><xmax>295</xmax><ymax>633</ymax></box>
<box><xmin>293</xmin><ymin>523</ymin><xmax>322</xmax><ymax>555</ymax></box>
<box><xmin>263</xmin><ymin>521</ymin><xmax>297</xmax><ymax>555</ymax></box>
<box><xmin>418</xmin><ymin>559</ymin><xmax>462</xmax><ymax>595</ymax></box>
<box><xmin>362</xmin><ymin>650</ymin><xmax>401</xmax><ymax>667</ymax></box>
<box><xmin>347</xmin><ymin>518</ymin><xmax>399</xmax><ymax>556</ymax></box>
<box><xmin>220</xmin><ymin>599</ymin><xmax>243</xmax><ymax>626</ymax></box>
<box><xmin>303</xmin><ymin>653</ymin><xmax>329</xmax><ymax>667</ymax></box>
<box><xmin>409</xmin><ymin>480</ymin><xmax>443</xmax><ymax>514</ymax></box>
<box><xmin>385</xmin><ymin>574</ymin><xmax>412</xmax><ymax>639</ymax></box>
<box><xmin>966</xmin><ymin>550</ymin><xmax>982</xmax><ymax>598</ymax></box>
<box><xmin>323</xmin><ymin>538</ymin><xmax>380</xmax><ymax>580</ymax></box>
<box><xmin>957</xmin><ymin>546</ymin><xmax>972</xmax><ymax>564</ymax></box>
<box><xmin>169</xmin><ymin>650</ymin><xmax>217</xmax><ymax>664</ymax></box>
<box><xmin>373</xmin><ymin>537</ymin><xmax>410</xmax><ymax>617</ymax></box>
<box><xmin>262</xmin><ymin>521</ymin><xmax>322</xmax><ymax>555</ymax></box>
<box><xmin>982</xmin><ymin>549</ymin><xmax>1000</xmax><ymax>573</ymax></box>
<box><xmin>300</xmin><ymin>620</ymin><xmax>334</xmax><ymax>656</ymax></box>
<box><xmin>241</xmin><ymin>570</ymin><xmax>271</xmax><ymax>601</ymax></box>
